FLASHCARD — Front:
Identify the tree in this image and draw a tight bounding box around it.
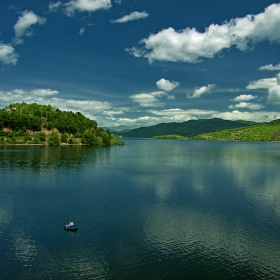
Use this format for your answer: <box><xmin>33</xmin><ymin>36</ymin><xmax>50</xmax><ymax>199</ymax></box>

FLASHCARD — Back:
<box><xmin>48</xmin><ymin>132</ymin><xmax>61</xmax><ymax>145</ymax></box>
<box><xmin>101</xmin><ymin>131</ymin><xmax>110</xmax><ymax>145</ymax></box>
<box><xmin>61</xmin><ymin>132</ymin><xmax>68</xmax><ymax>143</ymax></box>
<box><xmin>81</xmin><ymin>129</ymin><xmax>101</xmax><ymax>145</ymax></box>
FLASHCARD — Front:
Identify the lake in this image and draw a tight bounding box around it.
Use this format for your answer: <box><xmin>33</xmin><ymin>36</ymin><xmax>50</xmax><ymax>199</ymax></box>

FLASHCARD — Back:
<box><xmin>1</xmin><ymin>139</ymin><xmax>280</xmax><ymax>279</ymax></box>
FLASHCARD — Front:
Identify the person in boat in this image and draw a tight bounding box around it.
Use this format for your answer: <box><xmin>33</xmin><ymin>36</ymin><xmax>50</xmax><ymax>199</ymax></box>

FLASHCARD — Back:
<box><xmin>65</xmin><ymin>220</ymin><xmax>74</xmax><ymax>228</ymax></box>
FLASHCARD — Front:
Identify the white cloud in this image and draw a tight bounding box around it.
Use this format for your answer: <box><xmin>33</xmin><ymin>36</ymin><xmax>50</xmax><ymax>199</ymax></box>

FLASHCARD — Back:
<box><xmin>267</xmin><ymin>85</ymin><xmax>280</xmax><ymax>103</ymax></box>
<box><xmin>79</xmin><ymin>27</ymin><xmax>85</xmax><ymax>35</ymax></box>
<box><xmin>0</xmin><ymin>44</ymin><xmax>19</xmax><ymax>65</ymax></box>
<box><xmin>114</xmin><ymin>0</ymin><xmax>121</xmax><ymax>4</ymax></box>
<box><xmin>167</xmin><ymin>95</ymin><xmax>175</xmax><ymax>100</ymax></box>
<box><xmin>62</xmin><ymin>99</ymin><xmax>111</xmax><ymax>113</ymax></box>
<box><xmin>13</xmin><ymin>11</ymin><xmax>46</xmax><ymax>44</ymax></box>
<box><xmin>259</xmin><ymin>63</ymin><xmax>280</xmax><ymax>71</ymax></box>
<box><xmin>187</xmin><ymin>84</ymin><xmax>216</xmax><ymax>98</ymax></box>
<box><xmin>30</xmin><ymin>89</ymin><xmax>59</xmax><ymax>96</ymax></box>
<box><xmin>228</xmin><ymin>102</ymin><xmax>264</xmax><ymax>110</ymax></box>
<box><xmin>150</xmin><ymin>108</ymin><xmax>217</xmax><ymax>117</ymax></box>
<box><xmin>111</xmin><ymin>11</ymin><xmax>149</xmax><ymax>23</ymax></box>
<box><xmin>226</xmin><ymin>88</ymin><xmax>242</xmax><ymax>92</ymax></box>
<box><xmin>130</xmin><ymin>91</ymin><xmax>166</xmax><ymax>107</ymax></box>
<box><xmin>64</xmin><ymin>0</ymin><xmax>112</xmax><ymax>17</ymax></box>
<box><xmin>247</xmin><ymin>73</ymin><xmax>280</xmax><ymax>104</ymax></box>
<box><xmin>125</xmin><ymin>46</ymin><xmax>143</xmax><ymax>58</ymax></box>
<box><xmin>103</xmin><ymin>109</ymin><xmax>127</xmax><ymax>116</ymax></box>
<box><xmin>213</xmin><ymin>110</ymin><xmax>280</xmax><ymax>123</ymax></box>
<box><xmin>247</xmin><ymin>77</ymin><xmax>278</xmax><ymax>90</ymax></box>
<box><xmin>49</xmin><ymin>1</ymin><xmax>63</xmax><ymax>12</ymax></box>
<box><xmin>6</xmin><ymin>88</ymin><xmax>58</xmax><ymax>97</ymax></box>
<box><xmin>156</xmin><ymin>78</ymin><xmax>179</xmax><ymax>91</ymax></box>
<box><xmin>12</xmin><ymin>89</ymin><xmax>25</xmax><ymax>95</ymax></box>
<box><xmin>110</xmin><ymin>116</ymin><xmax>162</xmax><ymax>128</ymax></box>
<box><xmin>232</xmin><ymin>94</ymin><xmax>257</xmax><ymax>102</ymax></box>
<box><xmin>128</xmin><ymin>4</ymin><xmax>280</xmax><ymax>63</ymax></box>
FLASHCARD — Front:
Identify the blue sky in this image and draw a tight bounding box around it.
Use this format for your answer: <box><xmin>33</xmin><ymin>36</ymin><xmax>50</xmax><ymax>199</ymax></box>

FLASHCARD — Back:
<box><xmin>1</xmin><ymin>0</ymin><xmax>280</xmax><ymax>129</ymax></box>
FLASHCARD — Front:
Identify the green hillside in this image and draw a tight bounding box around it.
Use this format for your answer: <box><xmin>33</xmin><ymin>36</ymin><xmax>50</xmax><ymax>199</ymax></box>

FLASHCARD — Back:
<box><xmin>191</xmin><ymin>119</ymin><xmax>280</xmax><ymax>142</ymax></box>
<box><xmin>116</xmin><ymin>118</ymin><xmax>255</xmax><ymax>138</ymax></box>
<box><xmin>0</xmin><ymin>102</ymin><xmax>124</xmax><ymax>145</ymax></box>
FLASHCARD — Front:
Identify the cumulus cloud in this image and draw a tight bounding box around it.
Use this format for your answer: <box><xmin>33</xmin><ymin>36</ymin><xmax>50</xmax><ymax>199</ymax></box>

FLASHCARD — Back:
<box><xmin>111</xmin><ymin>11</ymin><xmax>149</xmax><ymax>23</ymax></box>
<box><xmin>267</xmin><ymin>87</ymin><xmax>280</xmax><ymax>104</ymax></box>
<box><xmin>130</xmin><ymin>91</ymin><xmax>166</xmax><ymax>107</ymax></box>
<box><xmin>49</xmin><ymin>1</ymin><xmax>63</xmax><ymax>12</ymax></box>
<box><xmin>228</xmin><ymin>102</ymin><xmax>264</xmax><ymax>110</ymax></box>
<box><xmin>127</xmin><ymin>3</ymin><xmax>280</xmax><ymax>63</ymax></box>
<box><xmin>247</xmin><ymin>77</ymin><xmax>278</xmax><ymax>90</ymax></box>
<box><xmin>187</xmin><ymin>84</ymin><xmax>216</xmax><ymax>98</ymax></box>
<box><xmin>64</xmin><ymin>0</ymin><xmax>112</xmax><ymax>17</ymax></box>
<box><xmin>247</xmin><ymin>73</ymin><xmax>280</xmax><ymax>103</ymax></box>
<box><xmin>156</xmin><ymin>78</ymin><xmax>179</xmax><ymax>92</ymax></box>
<box><xmin>213</xmin><ymin>110</ymin><xmax>280</xmax><ymax>123</ymax></box>
<box><xmin>259</xmin><ymin>63</ymin><xmax>280</xmax><ymax>71</ymax></box>
<box><xmin>13</xmin><ymin>11</ymin><xmax>46</xmax><ymax>44</ymax></box>
<box><xmin>232</xmin><ymin>94</ymin><xmax>257</xmax><ymax>102</ymax></box>
<box><xmin>0</xmin><ymin>44</ymin><xmax>19</xmax><ymax>65</ymax></box>
<box><xmin>79</xmin><ymin>27</ymin><xmax>85</xmax><ymax>35</ymax></box>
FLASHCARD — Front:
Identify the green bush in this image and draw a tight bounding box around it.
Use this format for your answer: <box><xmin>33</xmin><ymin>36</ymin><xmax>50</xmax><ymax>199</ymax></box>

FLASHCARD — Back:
<box><xmin>61</xmin><ymin>133</ymin><xmax>68</xmax><ymax>143</ymax></box>
<box><xmin>24</xmin><ymin>134</ymin><xmax>33</xmax><ymax>141</ymax></box>
<box><xmin>68</xmin><ymin>138</ymin><xmax>78</xmax><ymax>145</ymax></box>
<box><xmin>48</xmin><ymin>132</ymin><xmax>61</xmax><ymax>146</ymax></box>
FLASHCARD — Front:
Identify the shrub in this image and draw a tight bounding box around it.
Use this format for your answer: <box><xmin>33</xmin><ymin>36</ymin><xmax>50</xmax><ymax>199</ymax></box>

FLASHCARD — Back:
<box><xmin>48</xmin><ymin>132</ymin><xmax>61</xmax><ymax>146</ymax></box>
<box><xmin>61</xmin><ymin>133</ymin><xmax>68</xmax><ymax>143</ymax></box>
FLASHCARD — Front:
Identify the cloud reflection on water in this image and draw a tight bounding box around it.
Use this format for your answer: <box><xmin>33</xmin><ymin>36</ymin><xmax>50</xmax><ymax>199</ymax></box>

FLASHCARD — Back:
<box><xmin>142</xmin><ymin>204</ymin><xmax>280</xmax><ymax>277</ymax></box>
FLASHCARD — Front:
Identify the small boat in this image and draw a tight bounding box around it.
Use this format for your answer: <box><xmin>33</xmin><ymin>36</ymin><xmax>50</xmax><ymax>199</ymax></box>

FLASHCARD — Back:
<box><xmin>64</xmin><ymin>225</ymin><xmax>78</xmax><ymax>231</ymax></box>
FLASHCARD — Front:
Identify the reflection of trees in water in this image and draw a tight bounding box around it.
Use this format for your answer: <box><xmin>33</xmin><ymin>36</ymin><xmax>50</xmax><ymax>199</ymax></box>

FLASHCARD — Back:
<box><xmin>0</xmin><ymin>146</ymin><xmax>112</xmax><ymax>172</ymax></box>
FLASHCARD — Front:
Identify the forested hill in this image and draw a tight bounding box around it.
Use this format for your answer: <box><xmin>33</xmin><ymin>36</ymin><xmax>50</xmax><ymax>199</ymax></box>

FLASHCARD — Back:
<box><xmin>0</xmin><ymin>103</ymin><xmax>123</xmax><ymax>145</ymax></box>
<box><xmin>116</xmin><ymin>118</ymin><xmax>256</xmax><ymax>138</ymax></box>
<box><xmin>191</xmin><ymin>119</ymin><xmax>280</xmax><ymax>142</ymax></box>
<box><xmin>0</xmin><ymin>102</ymin><xmax>97</xmax><ymax>133</ymax></box>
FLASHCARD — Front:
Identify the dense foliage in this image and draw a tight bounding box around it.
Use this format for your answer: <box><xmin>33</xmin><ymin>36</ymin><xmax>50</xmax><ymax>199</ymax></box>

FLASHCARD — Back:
<box><xmin>0</xmin><ymin>103</ymin><xmax>124</xmax><ymax>146</ymax></box>
<box><xmin>191</xmin><ymin>120</ymin><xmax>280</xmax><ymax>142</ymax></box>
<box><xmin>0</xmin><ymin>103</ymin><xmax>97</xmax><ymax>133</ymax></box>
<box><xmin>116</xmin><ymin>118</ymin><xmax>255</xmax><ymax>138</ymax></box>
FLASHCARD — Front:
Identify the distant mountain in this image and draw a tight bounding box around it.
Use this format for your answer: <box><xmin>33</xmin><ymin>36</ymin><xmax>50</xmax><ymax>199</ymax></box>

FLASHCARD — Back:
<box><xmin>114</xmin><ymin>118</ymin><xmax>256</xmax><ymax>138</ymax></box>
<box><xmin>105</xmin><ymin>125</ymin><xmax>132</xmax><ymax>132</ymax></box>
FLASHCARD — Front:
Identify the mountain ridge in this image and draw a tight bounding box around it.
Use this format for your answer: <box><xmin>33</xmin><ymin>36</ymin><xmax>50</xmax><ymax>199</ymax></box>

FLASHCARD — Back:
<box><xmin>115</xmin><ymin>118</ymin><xmax>257</xmax><ymax>138</ymax></box>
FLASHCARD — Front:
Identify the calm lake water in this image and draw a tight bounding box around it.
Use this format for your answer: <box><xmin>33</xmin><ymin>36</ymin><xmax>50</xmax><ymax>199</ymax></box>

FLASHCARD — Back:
<box><xmin>1</xmin><ymin>139</ymin><xmax>280</xmax><ymax>279</ymax></box>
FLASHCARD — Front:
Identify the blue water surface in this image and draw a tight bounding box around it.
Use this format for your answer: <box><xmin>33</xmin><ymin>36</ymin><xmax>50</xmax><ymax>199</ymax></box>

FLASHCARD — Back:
<box><xmin>1</xmin><ymin>140</ymin><xmax>280</xmax><ymax>279</ymax></box>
